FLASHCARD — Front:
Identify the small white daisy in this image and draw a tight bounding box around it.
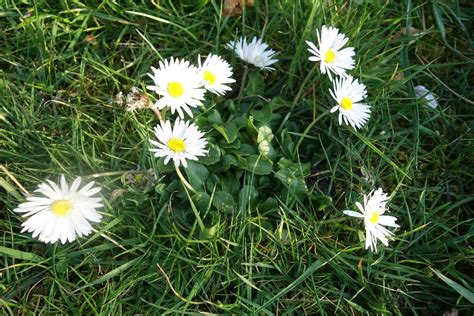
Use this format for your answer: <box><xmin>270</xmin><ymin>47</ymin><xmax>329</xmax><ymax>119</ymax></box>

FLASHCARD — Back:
<box><xmin>414</xmin><ymin>85</ymin><xmax>439</xmax><ymax>109</ymax></box>
<box><xmin>150</xmin><ymin>118</ymin><xmax>208</xmax><ymax>168</ymax></box>
<box><xmin>198</xmin><ymin>53</ymin><xmax>236</xmax><ymax>95</ymax></box>
<box><xmin>13</xmin><ymin>175</ymin><xmax>103</xmax><ymax>244</ymax></box>
<box><xmin>306</xmin><ymin>25</ymin><xmax>355</xmax><ymax>80</ymax></box>
<box><xmin>343</xmin><ymin>188</ymin><xmax>400</xmax><ymax>252</ymax></box>
<box><xmin>147</xmin><ymin>57</ymin><xmax>206</xmax><ymax>119</ymax></box>
<box><xmin>329</xmin><ymin>75</ymin><xmax>371</xmax><ymax>130</ymax></box>
<box><xmin>226</xmin><ymin>36</ymin><xmax>278</xmax><ymax>70</ymax></box>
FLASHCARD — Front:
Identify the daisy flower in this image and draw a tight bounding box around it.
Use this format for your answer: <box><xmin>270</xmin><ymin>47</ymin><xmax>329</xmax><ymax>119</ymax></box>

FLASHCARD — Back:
<box><xmin>329</xmin><ymin>75</ymin><xmax>371</xmax><ymax>130</ymax></box>
<box><xmin>226</xmin><ymin>36</ymin><xmax>278</xmax><ymax>70</ymax></box>
<box><xmin>343</xmin><ymin>188</ymin><xmax>400</xmax><ymax>252</ymax></box>
<box><xmin>147</xmin><ymin>57</ymin><xmax>206</xmax><ymax>118</ymax></box>
<box><xmin>306</xmin><ymin>25</ymin><xmax>355</xmax><ymax>80</ymax></box>
<box><xmin>198</xmin><ymin>53</ymin><xmax>236</xmax><ymax>95</ymax></box>
<box><xmin>150</xmin><ymin>118</ymin><xmax>208</xmax><ymax>168</ymax></box>
<box><xmin>414</xmin><ymin>85</ymin><xmax>439</xmax><ymax>109</ymax></box>
<box><xmin>13</xmin><ymin>175</ymin><xmax>103</xmax><ymax>244</ymax></box>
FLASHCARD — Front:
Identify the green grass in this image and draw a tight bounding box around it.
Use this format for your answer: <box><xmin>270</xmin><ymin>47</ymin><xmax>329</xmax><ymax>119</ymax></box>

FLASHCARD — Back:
<box><xmin>1</xmin><ymin>0</ymin><xmax>473</xmax><ymax>314</ymax></box>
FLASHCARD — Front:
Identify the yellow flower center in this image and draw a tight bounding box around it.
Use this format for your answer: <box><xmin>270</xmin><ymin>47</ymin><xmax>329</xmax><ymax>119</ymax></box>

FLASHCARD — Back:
<box><xmin>167</xmin><ymin>138</ymin><xmax>186</xmax><ymax>153</ymax></box>
<box><xmin>50</xmin><ymin>199</ymin><xmax>73</xmax><ymax>216</ymax></box>
<box><xmin>167</xmin><ymin>82</ymin><xmax>184</xmax><ymax>98</ymax></box>
<box><xmin>341</xmin><ymin>97</ymin><xmax>353</xmax><ymax>110</ymax></box>
<box><xmin>324</xmin><ymin>48</ymin><xmax>335</xmax><ymax>63</ymax></box>
<box><xmin>368</xmin><ymin>211</ymin><xmax>379</xmax><ymax>224</ymax></box>
<box><xmin>203</xmin><ymin>70</ymin><xmax>216</xmax><ymax>85</ymax></box>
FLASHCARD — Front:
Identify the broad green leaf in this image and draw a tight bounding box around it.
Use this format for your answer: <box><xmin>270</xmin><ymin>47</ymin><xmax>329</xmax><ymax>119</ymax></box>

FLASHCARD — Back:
<box><xmin>245</xmin><ymin>155</ymin><xmax>273</xmax><ymax>175</ymax></box>
<box><xmin>245</xmin><ymin>71</ymin><xmax>265</xmax><ymax>95</ymax></box>
<box><xmin>269</xmin><ymin>97</ymin><xmax>290</xmax><ymax>111</ymax></box>
<box><xmin>213</xmin><ymin>122</ymin><xmax>238</xmax><ymax>143</ymax></box>
<box><xmin>184</xmin><ymin>161</ymin><xmax>209</xmax><ymax>189</ymax></box>
<box><xmin>200</xmin><ymin>144</ymin><xmax>221</xmax><ymax>165</ymax></box>
<box><xmin>277</xmin><ymin>158</ymin><xmax>311</xmax><ymax>177</ymax></box>
<box><xmin>275</xmin><ymin>169</ymin><xmax>308</xmax><ymax>200</ymax></box>
<box><xmin>250</xmin><ymin>105</ymin><xmax>272</xmax><ymax>123</ymax></box>
<box><xmin>212</xmin><ymin>191</ymin><xmax>236</xmax><ymax>213</ymax></box>
<box><xmin>192</xmin><ymin>191</ymin><xmax>211</xmax><ymax>213</ymax></box>
<box><xmin>206</xmin><ymin>109</ymin><xmax>223</xmax><ymax>124</ymax></box>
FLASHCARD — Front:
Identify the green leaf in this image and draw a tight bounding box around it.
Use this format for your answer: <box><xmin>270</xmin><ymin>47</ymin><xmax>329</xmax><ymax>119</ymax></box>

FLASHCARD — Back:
<box><xmin>184</xmin><ymin>161</ymin><xmax>209</xmax><ymax>189</ymax></box>
<box><xmin>245</xmin><ymin>155</ymin><xmax>273</xmax><ymax>175</ymax></box>
<box><xmin>250</xmin><ymin>105</ymin><xmax>272</xmax><ymax>123</ymax></box>
<box><xmin>211</xmin><ymin>154</ymin><xmax>238</xmax><ymax>172</ymax></box>
<box><xmin>206</xmin><ymin>109</ymin><xmax>223</xmax><ymax>124</ymax></box>
<box><xmin>192</xmin><ymin>191</ymin><xmax>211</xmax><ymax>213</ymax></box>
<box><xmin>200</xmin><ymin>143</ymin><xmax>221</xmax><ymax>165</ymax></box>
<box><xmin>221</xmin><ymin>170</ymin><xmax>243</xmax><ymax>194</ymax></box>
<box><xmin>275</xmin><ymin>169</ymin><xmax>308</xmax><ymax>200</ymax></box>
<box><xmin>277</xmin><ymin>158</ymin><xmax>311</xmax><ymax>177</ymax></box>
<box><xmin>213</xmin><ymin>122</ymin><xmax>238</xmax><ymax>143</ymax></box>
<box><xmin>430</xmin><ymin>268</ymin><xmax>474</xmax><ymax>303</ymax></box>
<box><xmin>245</xmin><ymin>71</ymin><xmax>265</xmax><ymax>95</ymax></box>
<box><xmin>212</xmin><ymin>191</ymin><xmax>236</xmax><ymax>213</ymax></box>
<box><xmin>269</xmin><ymin>97</ymin><xmax>290</xmax><ymax>111</ymax></box>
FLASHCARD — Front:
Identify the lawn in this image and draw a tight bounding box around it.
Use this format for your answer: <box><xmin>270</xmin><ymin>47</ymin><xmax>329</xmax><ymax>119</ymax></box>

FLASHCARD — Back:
<box><xmin>1</xmin><ymin>0</ymin><xmax>473</xmax><ymax>314</ymax></box>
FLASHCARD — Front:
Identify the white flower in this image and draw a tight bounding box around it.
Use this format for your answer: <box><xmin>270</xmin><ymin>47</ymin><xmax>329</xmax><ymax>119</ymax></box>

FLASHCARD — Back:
<box><xmin>329</xmin><ymin>75</ymin><xmax>371</xmax><ymax>130</ymax></box>
<box><xmin>226</xmin><ymin>36</ymin><xmax>278</xmax><ymax>70</ymax></box>
<box><xmin>306</xmin><ymin>25</ymin><xmax>355</xmax><ymax>80</ymax></box>
<box><xmin>414</xmin><ymin>85</ymin><xmax>438</xmax><ymax>109</ymax></box>
<box><xmin>150</xmin><ymin>118</ymin><xmax>208</xmax><ymax>168</ymax></box>
<box><xmin>198</xmin><ymin>53</ymin><xmax>236</xmax><ymax>95</ymax></box>
<box><xmin>147</xmin><ymin>57</ymin><xmax>206</xmax><ymax>118</ymax></box>
<box><xmin>13</xmin><ymin>175</ymin><xmax>103</xmax><ymax>244</ymax></box>
<box><xmin>343</xmin><ymin>188</ymin><xmax>400</xmax><ymax>252</ymax></box>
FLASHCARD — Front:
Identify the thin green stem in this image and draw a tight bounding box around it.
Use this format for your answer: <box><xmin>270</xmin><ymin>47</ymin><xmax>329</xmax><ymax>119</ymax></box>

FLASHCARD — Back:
<box><xmin>237</xmin><ymin>65</ymin><xmax>249</xmax><ymax>98</ymax></box>
<box><xmin>176</xmin><ymin>167</ymin><xmax>205</xmax><ymax>231</ymax></box>
<box><xmin>175</xmin><ymin>166</ymin><xmax>196</xmax><ymax>194</ymax></box>
<box><xmin>293</xmin><ymin>110</ymin><xmax>330</xmax><ymax>156</ymax></box>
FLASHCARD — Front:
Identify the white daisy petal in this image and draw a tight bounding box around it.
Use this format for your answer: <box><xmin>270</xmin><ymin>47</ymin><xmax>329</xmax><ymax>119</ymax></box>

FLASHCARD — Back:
<box><xmin>306</xmin><ymin>25</ymin><xmax>355</xmax><ymax>80</ymax></box>
<box><xmin>343</xmin><ymin>210</ymin><xmax>364</xmax><ymax>218</ymax></box>
<box><xmin>13</xmin><ymin>175</ymin><xmax>104</xmax><ymax>244</ymax></box>
<box><xmin>227</xmin><ymin>36</ymin><xmax>278</xmax><ymax>71</ymax></box>
<box><xmin>343</xmin><ymin>188</ymin><xmax>399</xmax><ymax>252</ymax></box>
<box><xmin>149</xmin><ymin>118</ymin><xmax>208</xmax><ymax>168</ymax></box>
<box><xmin>146</xmin><ymin>57</ymin><xmax>205</xmax><ymax>119</ymax></box>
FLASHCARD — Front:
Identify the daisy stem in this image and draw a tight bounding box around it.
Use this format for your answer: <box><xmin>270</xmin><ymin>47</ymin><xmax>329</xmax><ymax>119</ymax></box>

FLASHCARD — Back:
<box><xmin>176</xmin><ymin>166</ymin><xmax>206</xmax><ymax>232</ymax></box>
<box><xmin>237</xmin><ymin>65</ymin><xmax>249</xmax><ymax>98</ymax></box>
<box><xmin>151</xmin><ymin>107</ymin><xmax>164</xmax><ymax>122</ymax></box>
<box><xmin>175</xmin><ymin>166</ymin><xmax>196</xmax><ymax>194</ymax></box>
<box><xmin>293</xmin><ymin>110</ymin><xmax>330</xmax><ymax>156</ymax></box>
